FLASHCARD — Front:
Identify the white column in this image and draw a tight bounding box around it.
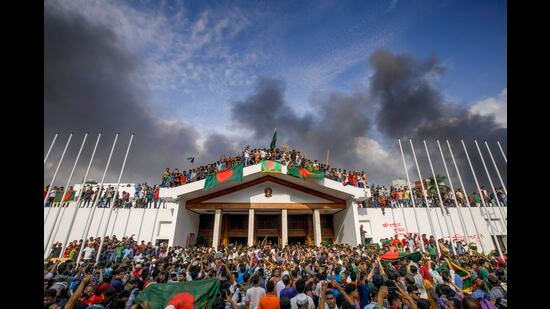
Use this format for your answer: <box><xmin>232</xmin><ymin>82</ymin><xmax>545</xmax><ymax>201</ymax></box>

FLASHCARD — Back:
<box><xmin>313</xmin><ymin>209</ymin><xmax>321</xmax><ymax>246</ymax></box>
<box><xmin>248</xmin><ymin>209</ymin><xmax>255</xmax><ymax>247</ymax></box>
<box><xmin>281</xmin><ymin>209</ymin><xmax>288</xmax><ymax>247</ymax></box>
<box><xmin>212</xmin><ymin>209</ymin><xmax>222</xmax><ymax>250</ymax></box>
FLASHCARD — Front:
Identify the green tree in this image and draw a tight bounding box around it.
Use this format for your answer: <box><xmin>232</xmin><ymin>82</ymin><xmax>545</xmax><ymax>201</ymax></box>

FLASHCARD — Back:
<box><xmin>426</xmin><ymin>175</ymin><xmax>450</xmax><ymax>198</ymax></box>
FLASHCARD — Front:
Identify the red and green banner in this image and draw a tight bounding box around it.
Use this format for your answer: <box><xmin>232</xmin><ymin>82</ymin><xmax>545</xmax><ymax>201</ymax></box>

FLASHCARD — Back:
<box><xmin>204</xmin><ymin>162</ymin><xmax>244</xmax><ymax>191</ymax></box>
<box><xmin>287</xmin><ymin>166</ymin><xmax>324</xmax><ymax>179</ymax></box>
<box><xmin>261</xmin><ymin>160</ymin><xmax>282</xmax><ymax>173</ymax></box>
<box><xmin>135</xmin><ymin>278</ymin><xmax>220</xmax><ymax>309</ymax></box>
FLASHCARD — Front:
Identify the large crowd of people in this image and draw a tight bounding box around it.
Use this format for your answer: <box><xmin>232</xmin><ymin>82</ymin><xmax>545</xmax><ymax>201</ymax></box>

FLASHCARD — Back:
<box><xmin>45</xmin><ymin>232</ymin><xmax>507</xmax><ymax>309</ymax></box>
<box><xmin>160</xmin><ymin>146</ymin><xmax>368</xmax><ymax>189</ymax></box>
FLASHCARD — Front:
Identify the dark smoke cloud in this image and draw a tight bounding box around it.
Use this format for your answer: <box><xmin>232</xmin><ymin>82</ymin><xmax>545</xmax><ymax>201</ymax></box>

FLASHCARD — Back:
<box><xmin>44</xmin><ymin>3</ymin><xmax>210</xmax><ymax>185</ymax></box>
<box><xmin>230</xmin><ymin>78</ymin><xmax>371</xmax><ymax>171</ymax></box>
<box><xmin>367</xmin><ymin>50</ymin><xmax>507</xmax><ymax>189</ymax></box>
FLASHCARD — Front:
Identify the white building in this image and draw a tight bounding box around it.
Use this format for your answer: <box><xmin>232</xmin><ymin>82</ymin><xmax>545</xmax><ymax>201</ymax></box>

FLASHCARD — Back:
<box><xmin>44</xmin><ymin>164</ymin><xmax>507</xmax><ymax>255</ymax></box>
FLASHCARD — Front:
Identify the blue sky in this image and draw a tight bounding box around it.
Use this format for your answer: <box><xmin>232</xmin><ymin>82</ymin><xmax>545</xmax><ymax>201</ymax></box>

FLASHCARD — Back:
<box><xmin>44</xmin><ymin>0</ymin><xmax>507</xmax><ymax>185</ymax></box>
<box><xmin>66</xmin><ymin>0</ymin><xmax>505</xmax><ymax>132</ymax></box>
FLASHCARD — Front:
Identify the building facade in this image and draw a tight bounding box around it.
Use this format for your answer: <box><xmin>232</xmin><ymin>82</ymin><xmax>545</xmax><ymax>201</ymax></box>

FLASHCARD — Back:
<box><xmin>44</xmin><ymin>164</ymin><xmax>508</xmax><ymax>255</ymax></box>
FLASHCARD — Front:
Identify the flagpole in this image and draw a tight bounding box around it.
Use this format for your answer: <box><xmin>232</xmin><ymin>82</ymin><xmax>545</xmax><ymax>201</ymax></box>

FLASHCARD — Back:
<box><xmin>76</xmin><ymin>133</ymin><xmax>119</xmax><ymax>265</ymax></box>
<box><xmin>150</xmin><ymin>199</ymin><xmax>161</xmax><ymax>243</ymax></box>
<box><xmin>484</xmin><ymin>141</ymin><xmax>507</xmax><ymax>195</ymax></box>
<box><xmin>474</xmin><ymin>140</ymin><xmax>507</xmax><ymax>229</ymax></box>
<box><xmin>461</xmin><ymin>140</ymin><xmax>504</xmax><ymax>259</ymax></box>
<box><xmin>44</xmin><ymin>133</ymin><xmax>59</xmax><ymax>165</ymax></box>
<box><xmin>326</xmin><ymin>149</ymin><xmax>330</xmax><ymax>167</ymax></box>
<box><xmin>96</xmin><ymin>133</ymin><xmax>134</xmax><ymax>265</ymax></box>
<box><xmin>409</xmin><ymin>139</ymin><xmax>441</xmax><ymax>256</ymax></box>
<box><xmin>398</xmin><ymin>139</ymin><xmax>425</xmax><ymax>252</ymax></box>
<box><xmin>60</xmin><ymin>133</ymin><xmax>101</xmax><ymax>258</ymax></box>
<box><xmin>44</xmin><ymin>133</ymin><xmax>89</xmax><ymax>257</ymax></box>
<box><xmin>44</xmin><ymin>132</ymin><xmax>84</xmax><ymax>258</ymax></box>
<box><xmin>437</xmin><ymin>140</ymin><xmax>470</xmax><ymax>245</ymax></box>
<box><xmin>423</xmin><ymin>140</ymin><xmax>457</xmax><ymax>255</ymax></box>
<box><xmin>446</xmin><ymin>140</ymin><xmax>484</xmax><ymax>253</ymax></box>
<box><xmin>496</xmin><ymin>140</ymin><xmax>507</xmax><ymax>164</ymax></box>
<box><xmin>44</xmin><ymin>132</ymin><xmax>73</xmax><ymax>222</ymax></box>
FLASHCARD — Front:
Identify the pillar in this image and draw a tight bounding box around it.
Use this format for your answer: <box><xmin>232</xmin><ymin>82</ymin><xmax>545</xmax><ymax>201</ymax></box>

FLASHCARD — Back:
<box><xmin>313</xmin><ymin>209</ymin><xmax>321</xmax><ymax>246</ymax></box>
<box><xmin>248</xmin><ymin>209</ymin><xmax>254</xmax><ymax>247</ymax></box>
<box><xmin>212</xmin><ymin>209</ymin><xmax>222</xmax><ymax>250</ymax></box>
<box><xmin>282</xmin><ymin>209</ymin><xmax>288</xmax><ymax>247</ymax></box>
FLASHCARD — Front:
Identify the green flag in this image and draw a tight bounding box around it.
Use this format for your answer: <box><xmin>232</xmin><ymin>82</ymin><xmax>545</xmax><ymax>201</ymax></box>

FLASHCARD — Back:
<box><xmin>270</xmin><ymin>130</ymin><xmax>277</xmax><ymax>150</ymax></box>
<box><xmin>287</xmin><ymin>166</ymin><xmax>324</xmax><ymax>179</ymax></box>
<box><xmin>186</xmin><ymin>157</ymin><xmax>195</xmax><ymax>164</ymax></box>
<box><xmin>261</xmin><ymin>160</ymin><xmax>282</xmax><ymax>173</ymax></box>
<box><xmin>135</xmin><ymin>278</ymin><xmax>220</xmax><ymax>309</ymax></box>
<box><xmin>204</xmin><ymin>162</ymin><xmax>244</xmax><ymax>191</ymax></box>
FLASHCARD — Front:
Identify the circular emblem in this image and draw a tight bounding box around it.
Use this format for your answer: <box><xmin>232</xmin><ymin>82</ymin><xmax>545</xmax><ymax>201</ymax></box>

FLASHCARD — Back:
<box><xmin>264</xmin><ymin>187</ymin><xmax>272</xmax><ymax>198</ymax></box>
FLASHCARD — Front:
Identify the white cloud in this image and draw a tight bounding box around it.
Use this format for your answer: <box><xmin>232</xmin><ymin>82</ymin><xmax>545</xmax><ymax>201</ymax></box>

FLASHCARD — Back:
<box><xmin>355</xmin><ymin>137</ymin><xmax>404</xmax><ymax>185</ymax></box>
<box><xmin>49</xmin><ymin>0</ymin><xmax>263</xmax><ymax>103</ymax></box>
<box><xmin>469</xmin><ymin>88</ymin><xmax>507</xmax><ymax>128</ymax></box>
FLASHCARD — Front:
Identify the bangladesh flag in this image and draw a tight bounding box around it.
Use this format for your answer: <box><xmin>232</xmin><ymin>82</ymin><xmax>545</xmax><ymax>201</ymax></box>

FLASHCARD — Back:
<box><xmin>287</xmin><ymin>166</ymin><xmax>324</xmax><ymax>179</ymax></box>
<box><xmin>204</xmin><ymin>162</ymin><xmax>244</xmax><ymax>191</ymax></box>
<box><xmin>135</xmin><ymin>278</ymin><xmax>220</xmax><ymax>309</ymax></box>
<box><xmin>261</xmin><ymin>160</ymin><xmax>282</xmax><ymax>173</ymax></box>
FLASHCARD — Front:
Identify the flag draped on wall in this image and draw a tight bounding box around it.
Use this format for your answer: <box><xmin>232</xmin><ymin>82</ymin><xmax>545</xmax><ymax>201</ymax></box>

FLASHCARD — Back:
<box><xmin>204</xmin><ymin>162</ymin><xmax>244</xmax><ymax>191</ymax></box>
<box><xmin>135</xmin><ymin>278</ymin><xmax>220</xmax><ymax>309</ymax></box>
<box><xmin>287</xmin><ymin>166</ymin><xmax>324</xmax><ymax>179</ymax></box>
<box><xmin>261</xmin><ymin>160</ymin><xmax>282</xmax><ymax>173</ymax></box>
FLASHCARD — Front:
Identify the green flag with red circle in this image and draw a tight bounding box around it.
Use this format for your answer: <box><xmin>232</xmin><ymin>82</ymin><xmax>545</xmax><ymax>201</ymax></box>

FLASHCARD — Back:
<box><xmin>287</xmin><ymin>166</ymin><xmax>324</xmax><ymax>179</ymax></box>
<box><xmin>204</xmin><ymin>162</ymin><xmax>244</xmax><ymax>191</ymax></box>
<box><xmin>135</xmin><ymin>278</ymin><xmax>220</xmax><ymax>309</ymax></box>
<box><xmin>261</xmin><ymin>160</ymin><xmax>282</xmax><ymax>173</ymax></box>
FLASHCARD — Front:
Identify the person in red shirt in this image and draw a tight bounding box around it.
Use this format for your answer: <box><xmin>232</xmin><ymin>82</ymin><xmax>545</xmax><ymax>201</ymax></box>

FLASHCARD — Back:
<box><xmin>258</xmin><ymin>279</ymin><xmax>279</xmax><ymax>309</ymax></box>
<box><xmin>419</xmin><ymin>259</ymin><xmax>433</xmax><ymax>283</ymax></box>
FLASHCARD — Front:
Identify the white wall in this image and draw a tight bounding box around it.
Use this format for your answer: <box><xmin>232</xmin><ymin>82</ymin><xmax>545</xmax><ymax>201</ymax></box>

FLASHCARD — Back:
<box><xmin>357</xmin><ymin>206</ymin><xmax>507</xmax><ymax>254</ymax></box>
<box><xmin>333</xmin><ymin>199</ymin><xmax>360</xmax><ymax>245</ymax></box>
<box><xmin>169</xmin><ymin>200</ymin><xmax>200</xmax><ymax>247</ymax></box>
<box><xmin>44</xmin><ymin>202</ymin><xmax>175</xmax><ymax>249</ymax></box>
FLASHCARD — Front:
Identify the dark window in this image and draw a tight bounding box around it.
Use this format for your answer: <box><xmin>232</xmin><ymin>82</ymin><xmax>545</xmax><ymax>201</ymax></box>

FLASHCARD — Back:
<box><xmin>199</xmin><ymin>214</ymin><xmax>214</xmax><ymax>229</ymax></box>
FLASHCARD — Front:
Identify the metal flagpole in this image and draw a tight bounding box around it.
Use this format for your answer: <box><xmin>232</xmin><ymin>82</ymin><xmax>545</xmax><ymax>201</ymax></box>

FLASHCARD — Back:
<box><xmin>44</xmin><ymin>133</ymin><xmax>73</xmax><ymax>224</ymax></box>
<box><xmin>137</xmin><ymin>206</ymin><xmax>147</xmax><ymax>242</ymax></box>
<box><xmin>437</xmin><ymin>140</ymin><xmax>470</xmax><ymax>245</ymax></box>
<box><xmin>461</xmin><ymin>140</ymin><xmax>504</xmax><ymax>259</ymax></box>
<box><xmin>484</xmin><ymin>141</ymin><xmax>507</xmax><ymax>195</ymax></box>
<box><xmin>44</xmin><ymin>133</ymin><xmax>59</xmax><ymax>165</ymax></box>
<box><xmin>446</xmin><ymin>140</ymin><xmax>485</xmax><ymax>253</ymax></box>
<box><xmin>95</xmin><ymin>203</ymin><xmax>107</xmax><ymax>237</ymax></box>
<box><xmin>45</xmin><ymin>133</ymin><xmax>89</xmax><ymax>257</ymax></box>
<box><xmin>496</xmin><ymin>141</ymin><xmax>507</xmax><ymax>164</ymax></box>
<box><xmin>410</xmin><ymin>139</ymin><xmax>442</xmax><ymax>256</ymax></box>
<box><xmin>150</xmin><ymin>200</ymin><xmax>161</xmax><ymax>243</ymax></box>
<box><xmin>424</xmin><ymin>140</ymin><xmax>457</xmax><ymax>255</ymax></box>
<box><xmin>96</xmin><ymin>134</ymin><xmax>134</xmax><ymax>265</ymax></box>
<box><xmin>109</xmin><ymin>197</ymin><xmax>120</xmax><ymax>236</ymax></box>
<box><xmin>45</xmin><ymin>134</ymin><xmax>89</xmax><ymax>257</ymax></box>
<box><xmin>44</xmin><ymin>133</ymin><xmax>84</xmax><ymax>255</ymax></box>
<box><xmin>474</xmin><ymin>140</ymin><xmax>507</xmax><ymax>229</ymax></box>
<box><xmin>59</xmin><ymin>133</ymin><xmax>101</xmax><ymax>257</ymax></box>
<box><xmin>76</xmin><ymin>133</ymin><xmax>119</xmax><ymax>265</ymax></box>
<box><xmin>398</xmin><ymin>139</ymin><xmax>425</xmax><ymax>251</ymax></box>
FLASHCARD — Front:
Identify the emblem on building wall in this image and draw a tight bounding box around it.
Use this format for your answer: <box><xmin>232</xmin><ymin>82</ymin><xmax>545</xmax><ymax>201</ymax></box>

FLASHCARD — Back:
<box><xmin>264</xmin><ymin>187</ymin><xmax>272</xmax><ymax>198</ymax></box>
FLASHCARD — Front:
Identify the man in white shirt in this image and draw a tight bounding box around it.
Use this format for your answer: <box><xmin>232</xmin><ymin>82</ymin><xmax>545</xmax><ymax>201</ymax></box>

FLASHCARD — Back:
<box><xmin>290</xmin><ymin>279</ymin><xmax>315</xmax><ymax>309</ymax></box>
<box><xmin>82</xmin><ymin>243</ymin><xmax>95</xmax><ymax>261</ymax></box>
<box><xmin>245</xmin><ymin>275</ymin><xmax>265</xmax><ymax>309</ymax></box>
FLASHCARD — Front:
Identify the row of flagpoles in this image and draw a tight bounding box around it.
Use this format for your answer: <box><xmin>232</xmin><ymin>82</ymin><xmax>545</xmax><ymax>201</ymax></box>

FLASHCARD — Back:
<box><xmin>44</xmin><ymin>133</ymin><xmax>507</xmax><ymax>261</ymax></box>
<box><xmin>397</xmin><ymin>139</ymin><xmax>507</xmax><ymax>259</ymax></box>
